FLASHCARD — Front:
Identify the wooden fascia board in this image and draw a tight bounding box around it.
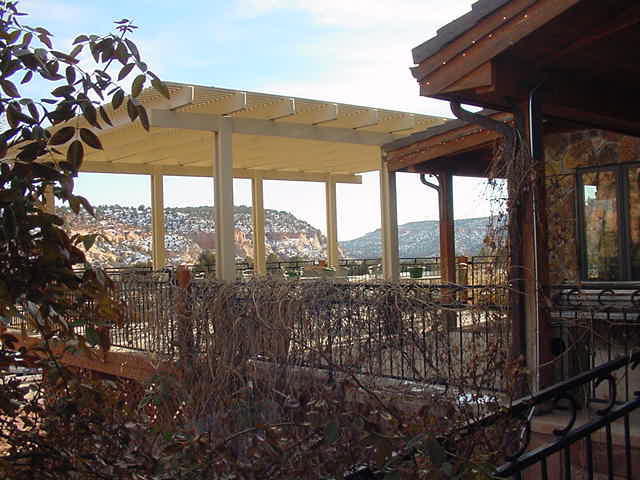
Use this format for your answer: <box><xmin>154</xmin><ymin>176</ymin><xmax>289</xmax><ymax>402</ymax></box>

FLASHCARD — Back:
<box><xmin>80</xmin><ymin>161</ymin><xmax>362</xmax><ymax>184</ymax></box>
<box><xmin>150</xmin><ymin>110</ymin><xmax>399</xmax><ymax>146</ymax></box>
<box><xmin>386</xmin><ymin>129</ymin><xmax>503</xmax><ymax>172</ymax></box>
<box><xmin>415</xmin><ymin>0</ymin><xmax>580</xmax><ymax>96</ymax></box>
<box><xmin>439</xmin><ymin>62</ymin><xmax>494</xmax><ymax>94</ymax></box>
<box><xmin>412</xmin><ymin>0</ymin><xmax>536</xmax><ymax>81</ymax></box>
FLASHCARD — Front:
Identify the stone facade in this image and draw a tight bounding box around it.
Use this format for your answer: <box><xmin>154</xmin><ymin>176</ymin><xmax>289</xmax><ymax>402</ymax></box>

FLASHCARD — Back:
<box><xmin>544</xmin><ymin>129</ymin><xmax>640</xmax><ymax>284</ymax></box>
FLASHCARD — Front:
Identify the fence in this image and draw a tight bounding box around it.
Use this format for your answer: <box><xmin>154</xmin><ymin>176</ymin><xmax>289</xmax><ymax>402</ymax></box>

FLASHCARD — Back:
<box><xmin>77</xmin><ymin>256</ymin><xmax>508</xmax><ymax>285</ymax></box>
<box><xmin>8</xmin><ymin>279</ymin><xmax>511</xmax><ymax>389</ymax></box>
<box><xmin>547</xmin><ymin>284</ymin><xmax>640</xmax><ymax>406</ymax></box>
<box><xmin>491</xmin><ymin>351</ymin><xmax>640</xmax><ymax>479</ymax></box>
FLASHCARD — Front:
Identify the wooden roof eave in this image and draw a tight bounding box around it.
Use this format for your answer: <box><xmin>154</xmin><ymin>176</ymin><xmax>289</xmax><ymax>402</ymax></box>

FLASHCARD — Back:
<box><xmin>412</xmin><ymin>0</ymin><xmax>579</xmax><ymax>98</ymax></box>
<box><xmin>413</xmin><ymin>0</ymin><xmax>640</xmax><ymax>138</ymax></box>
<box><xmin>384</xmin><ymin>112</ymin><xmax>513</xmax><ymax>174</ymax></box>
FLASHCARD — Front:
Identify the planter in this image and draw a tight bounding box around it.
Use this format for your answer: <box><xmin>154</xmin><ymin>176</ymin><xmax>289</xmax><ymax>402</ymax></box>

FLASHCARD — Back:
<box><xmin>408</xmin><ymin>266</ymin><xmax>423</xmax><ymax>279</ymax></box>
<box><xmin>285</xmin><ymin>269</ymin><xmax>301</xmax><ymax>278</ymax></box>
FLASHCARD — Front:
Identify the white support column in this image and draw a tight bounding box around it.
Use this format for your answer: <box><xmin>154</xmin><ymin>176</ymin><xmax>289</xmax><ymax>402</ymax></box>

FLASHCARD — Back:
<box><xmin>325</xmin><ymin>177</ymin><xmax>339</xmax><ymax>267</ymax></box>
<box><xmin>379</xmin><ymin>151</ymin><xmax>400</xmax><ymax>281</ymax></box>
<box><xmin>44</xmin><ymin>185</ymin><xmax>55</xmax><ymax>214</ymax></box>
<box><xmin>214</xmin><ymin>117</ymin><xmax>236</xmax><ymax>282</ymax></box>
<box><xmin>251</xmin><ymin>175</ymin><xmax>267</xmax><ymax>276</ymax></box>
<box><xmin>150</xmin><ymin>172</ymin><xmax>166</xmax><ymax>270</ymax></box>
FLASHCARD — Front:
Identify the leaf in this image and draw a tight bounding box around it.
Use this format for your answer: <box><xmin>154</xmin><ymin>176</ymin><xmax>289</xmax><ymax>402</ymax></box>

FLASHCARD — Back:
<box><xmin>73</xmin><ymin>35</ymin><xmax>89</xmax><ymax>45</ymax></box>
<box><xmin>65</xmin><ymin>65</ymin><xmax>76</xmax><ymax>85</ymax></box>
<box><xmin>115</xmin><ymin>42</ymin><xmax>128</xmax><ymax>64</ymax></box>
<box><xmin>126</xmin><ymin>98</ymin><xmax>139</xmax><ymax>122</ymax></box>
<box><xmin>66</xmin><ymin>140</ymin><xmax>84</xmax><ymax>170</ymax></box>
<box><xmin>77</xmin><ymin>196</ymin><xmax>95</xmax><ymax>216</ymax></box>
<box><xmin>137</xmin><ymin>105</ymin><xmax>150</xmax><ymax>131</ymax></box>
<box><xmin>38</xmin><ymin>33</ymin><xmax>52</xmax><ymax>49</ymax></box>
<box><xmin>51</xmin><ymin>51</ymin><xmax>79</xmax><ymax>65</ymax></box>
<box><xmin>124</xmin><ymin>38</ymin><xmax>140</xmax><ymax>61</ymax></box>
<box><xmin>49</xmin><ymin>126</ymin><xmax>75</xmax><ymax>145</ymax></box>
<box><xmin>117</xmin><ymin>63</ymin><xmax>135</xmax><ymax>81</ymax></box>
<box><xmin>51</xmin><ymin>85</ymin><xmax>74</xmax><ymax>97</ymax></box>
<box><xmin>151</xmin><ymin>78</ymin><xmax>170</xmax><ymax>100</ymax></box>
<box><xmin>5</xmin><ymin>29</ymin><xmax>20</xmax><ymax>45</ymax></box>
<box><xmin>89</xmin><ymin>42</ymin><xmax>100</xmax><ymax>63</ymax></box>
<box><xmin>69</xmin><ymin>44</ymin><xmax>83</xmax><ymax>59</ymax></box>
<box><xmin>0</xmin><ymin>79</ymin><xmax>20</xmax><ymax>97</ymax></box>
<box><xmin>79</xmin><ymin>99</ymin><xmax>99</xmax><ymax>129</ymax></box>
<box><xmin>82</xmin><ymin>233</ymin><xmax>98</xmax><ymax>251</ymax></box>
<box><xmin>79</xmin><ymin>128</ymin><xmax>103</xmax><ymax>150</ymax></box>
<box><xmin>20</xmin><ymin>70</ymin><xmax>32</xmax><ymax>84</ymax></box>
<box><xmin>131</xmin><ymin>74</ymin><xmax>145</xmax><ymax>98</ymax></box>
<box><xmin>21</xmin><ymin>32</ymin><xmax>33</xmax><ymax>47</ymax></box>
<box><xmin>324</xmin><ymin>421</ymin><xmax>339</xmax><ymax>444</ymax></box>
<box><xmin>111</xmin><ymin>89</ymin><xmax>125</xmax><ymax>110</ymax></box>
<box><xmin>98</xmin><ymin>106</ymin><xmax>113</xmax><ymax>127</ymax></box>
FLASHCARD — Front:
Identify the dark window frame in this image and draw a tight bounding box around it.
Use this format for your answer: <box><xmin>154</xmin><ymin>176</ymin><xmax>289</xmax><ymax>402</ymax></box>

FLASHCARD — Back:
<box><xmin>576</xmin><ymin>162</ymin><xmax>639</xmax><ymax>282</ymax></box>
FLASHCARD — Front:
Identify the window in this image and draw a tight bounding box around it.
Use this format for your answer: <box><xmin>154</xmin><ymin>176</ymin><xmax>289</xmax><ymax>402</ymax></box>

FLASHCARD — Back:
<box><xmin>578</xmin><ymin>163</ymin><xmax>640</xmax><ymax>281</ymax></box>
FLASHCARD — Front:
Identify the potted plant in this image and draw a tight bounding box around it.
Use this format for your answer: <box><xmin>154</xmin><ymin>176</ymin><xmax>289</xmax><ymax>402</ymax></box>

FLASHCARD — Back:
<box><xmin>408</xmin><ymin>266</ymin><xmax>423</xmax><ymax>279</ymax></box>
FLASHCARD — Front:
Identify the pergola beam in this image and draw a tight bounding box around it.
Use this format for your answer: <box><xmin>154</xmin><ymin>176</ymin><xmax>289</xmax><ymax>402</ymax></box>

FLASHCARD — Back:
<box><xmin>149</xmin><ymin>110</ymin><xmax>399</xmax><ymax>146</ymax></box>
<box><xmin>80</xmin><ymin>161</ymin><xmax>362</xmax><ymax>184</ymax></box>
<box><xmin>286</xmin><ymin>103</ymin><xmax>339</xmax><ymax>125</ymax></box>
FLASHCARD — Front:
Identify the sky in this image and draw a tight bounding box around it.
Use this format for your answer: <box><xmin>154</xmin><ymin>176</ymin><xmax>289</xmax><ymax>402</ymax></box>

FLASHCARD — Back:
<box><xmin>19</xmin><ymin>0</ymin><xmax>497</xmax><ymax>241</ymax></box>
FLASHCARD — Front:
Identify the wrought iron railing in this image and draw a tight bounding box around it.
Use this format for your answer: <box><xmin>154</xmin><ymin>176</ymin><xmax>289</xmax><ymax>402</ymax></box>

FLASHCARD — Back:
<box><xmin>492</xmin><ymin>350</ymin><xmax>640</xmax><ymax>479</ymax></box>
<box><xmin>547</xmin><ymin>284</ymin><xmax>640</xmax><ymax>405</ymax></box>
<box><xmin>343</xmin><ymin>351</ymin><xmax>640</xmax><ymax>479</ymax></box>
<box><xmin>8</xmin><ymin>281</ymin><xmax>511</xmax><ymax>387</ymax></box>
<box><xmin>76</xmin><ymin>256</ymin><xmax>508</xmax><ymax>285</ymax></box>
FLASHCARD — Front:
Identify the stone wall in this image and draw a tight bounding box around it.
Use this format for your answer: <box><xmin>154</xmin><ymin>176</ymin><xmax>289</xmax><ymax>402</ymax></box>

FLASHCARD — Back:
<box><xmin>543</xmin><ymin>129</ymin><xmax>640</xmax><ymax>284</ymax></box>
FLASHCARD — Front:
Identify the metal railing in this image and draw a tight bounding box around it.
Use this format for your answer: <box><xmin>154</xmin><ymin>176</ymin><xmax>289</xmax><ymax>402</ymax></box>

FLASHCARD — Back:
<box><xmin>492</xmin><ymin>351</ymin><xmax>640</xmax><ymax>479</ymax></box>
<box><xmin>547</xmin><ymin>284</ymin><xmax>640</xmax><ymax>405</ymax></box>
<box><xmin>78</xmin><ymin>256</ymin><xmax>508</xmax><ymax>285</ymax></box>
<box><xmin>343</xmin><ymin>351</ymin><xmax>640</xmax><ymax>479</ymax></box>
<box><xmin>8</xmin><ymin>280</ymin><xmax>511</xmax><ymax>388</ymax></box>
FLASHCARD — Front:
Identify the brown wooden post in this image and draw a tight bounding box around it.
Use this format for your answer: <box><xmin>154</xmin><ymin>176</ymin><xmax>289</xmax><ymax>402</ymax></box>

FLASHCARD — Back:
<box><xmin>515</xmin><ymin>100</ymin><xmax>553</xmax><ymax>391</ymax></box>
<box><xmin>176</xmin><ymin>266</ymin><xmax>194</xmax><ymax>376</ymax></box>
<box><xmin>508</xmin><ymin>179</ymin><xmax>527</xmax><ymax>368</ymax></box>
<box><xmin>437</xmin><ymin>171</ymin><xmax>458</xmax><ymax>330</ymax></box>
<box><xmin>438</xmin><ymin>171</ymin><xmax>457</xmax><ymax>285</ymax></box>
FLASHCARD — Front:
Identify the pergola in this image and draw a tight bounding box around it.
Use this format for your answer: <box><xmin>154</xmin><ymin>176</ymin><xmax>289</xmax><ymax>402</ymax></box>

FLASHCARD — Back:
<box><xmin>53</xmin><ymin>82</ymin><xmax>446</xmax><ymax>280</ymax></box>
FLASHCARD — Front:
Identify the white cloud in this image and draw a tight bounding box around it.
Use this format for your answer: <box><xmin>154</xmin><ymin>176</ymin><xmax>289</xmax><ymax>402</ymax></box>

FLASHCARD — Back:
<box><xmin>237</xmin><ymin>0</ymin><xmax>473</xmax><ymax>33</ymax></box>
<box><xmin>244</xmin><ymin>0</ymin><xmax>475</xmax><ymax>117</ymax></box>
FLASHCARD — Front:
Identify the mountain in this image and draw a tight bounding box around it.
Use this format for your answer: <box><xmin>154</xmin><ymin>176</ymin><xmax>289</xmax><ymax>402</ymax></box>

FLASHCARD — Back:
<box><xmin>59</xmin><ymin>204</ymin><xmax>493</xmax><ymax>266</ymax></box>
<box><xmin>338</xmin><ymin>217</ymin><xmax>492</xmax><ymax>259</ymax></box>
<box><xmin>59</xmin><ymin>204</ymin><xmax>330</xmax><ymax>267</ymax></box>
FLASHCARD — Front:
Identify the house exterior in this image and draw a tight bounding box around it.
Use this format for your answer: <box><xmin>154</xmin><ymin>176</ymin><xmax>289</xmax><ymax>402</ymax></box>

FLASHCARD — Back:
<box><xmin>380</xmin><ymin>0</ymin><xmax>640</xmax><ymax>394</ymax></box>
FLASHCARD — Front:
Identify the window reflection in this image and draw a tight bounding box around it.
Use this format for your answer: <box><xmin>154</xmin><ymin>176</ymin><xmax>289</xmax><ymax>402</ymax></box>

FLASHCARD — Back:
<box><xmin>629</xmin><ymin>167</ymin><xmax>640</xmax><ymax>280</ymax></box>
<box><xmin>582</xmin><ymin>170</ymin><xmax>619</xmax><ymax>281</ymax></box>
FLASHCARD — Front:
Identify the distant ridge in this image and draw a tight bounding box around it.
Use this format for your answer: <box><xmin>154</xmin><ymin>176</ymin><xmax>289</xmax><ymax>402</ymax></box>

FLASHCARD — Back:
<box><xmin>59</xmin><ymin>204</ymin><xmax>492</xmax><ymax>265</ymax></box>
<box><xmin>59</xmin><ymin>204</ymin><xmax>331</xmax><ymax>266</ymax></box>
<box><xmin>338</xmin><ymin>217</ymin><xmax>492</xmax><ymax>259</ymax></box>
